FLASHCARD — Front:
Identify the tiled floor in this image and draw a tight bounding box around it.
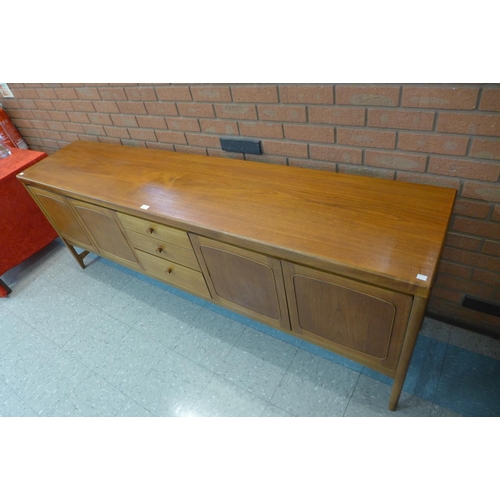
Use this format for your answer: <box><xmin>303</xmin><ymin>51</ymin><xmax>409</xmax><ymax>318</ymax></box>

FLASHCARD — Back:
<box><xmin>1</xmin><ymin>239</ymin><xmax>499</xmax><ymax>417</ymax></box>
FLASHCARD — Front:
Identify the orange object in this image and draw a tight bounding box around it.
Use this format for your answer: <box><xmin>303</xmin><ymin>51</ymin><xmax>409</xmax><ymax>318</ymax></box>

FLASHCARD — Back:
<box><xmin>0</xmin><ymin>107</ymin><xmax>28</xmax><ymax>149</ymax></box>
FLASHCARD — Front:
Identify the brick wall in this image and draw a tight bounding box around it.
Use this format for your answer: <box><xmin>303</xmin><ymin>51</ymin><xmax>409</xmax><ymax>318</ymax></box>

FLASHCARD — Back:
<box><xmin>2</xmin><ymin>83</ymin><xmax>499</xmax><ymax>336</ymax></box>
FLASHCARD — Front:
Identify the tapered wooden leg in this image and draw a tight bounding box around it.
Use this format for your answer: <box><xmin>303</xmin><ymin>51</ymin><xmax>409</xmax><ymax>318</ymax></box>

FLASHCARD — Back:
<box><xmin>63</xmin><ymin>239</ymin><xmax>90</xmax><ymax>269</ymax></box>
<box><xmin>389</xmin><ymin>295</ymin><xmax>428</xmax><ymax>411</ymax></box>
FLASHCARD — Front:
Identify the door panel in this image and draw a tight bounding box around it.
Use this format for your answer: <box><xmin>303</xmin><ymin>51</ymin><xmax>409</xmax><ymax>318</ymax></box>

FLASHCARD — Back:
<box><xmin>27</xmin><ymin>186</ymin><xmax>94</xmax><ymax>249</ymax></box>
<box><xmin>191</xmin><ymin>235</ymin><xmax>290</xmax><ymax>330</ymax></box>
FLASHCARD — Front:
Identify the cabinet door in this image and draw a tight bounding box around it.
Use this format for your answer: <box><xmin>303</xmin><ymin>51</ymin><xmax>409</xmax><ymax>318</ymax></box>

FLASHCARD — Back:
<box><xmin>282</xmin><ymin>262</ymin><xmax>412</xmax><ymax>374</ymax></box>
<box><xmin>191</xmin><ymin>235</ymin><xmax>290</xmax><ymax>330</ymax></box>
<box><xmin>67</xmin><ymin>199</ymin><xmax>140</xmax><ymax>267</ymax></box>
<box><xmin>27</xmin><ymin>186</ymin><xmax>95</xmax><ymax>250</ymax></box>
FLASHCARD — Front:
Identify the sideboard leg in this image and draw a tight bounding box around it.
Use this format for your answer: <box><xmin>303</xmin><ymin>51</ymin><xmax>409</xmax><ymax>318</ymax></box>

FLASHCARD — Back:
<box><xmin>389</xmin><ymin>295</ymin><xmax>428</xmax><ymax>411</ymax></box>
<box><xmin>63</xmin><ymin>240</ymin><xmax>90</xmax><ymax>269</ymax></box>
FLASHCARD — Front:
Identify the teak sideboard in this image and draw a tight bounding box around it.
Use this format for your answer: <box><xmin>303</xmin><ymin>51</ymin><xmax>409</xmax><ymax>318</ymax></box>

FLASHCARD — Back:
<box><xmin>17</xmin><ymin>141</ymin><xmax>456</xmax><ymax>411</ymax></box>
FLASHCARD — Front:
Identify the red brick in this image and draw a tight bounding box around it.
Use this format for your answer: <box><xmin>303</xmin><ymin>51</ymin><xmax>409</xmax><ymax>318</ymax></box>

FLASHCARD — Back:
<box><xmin>89</xmin><ymin>113</ymin><xmax>112</xmax><ymax>125</ymax></box>
<box><xmin>245</xmin><ymin>154</ymin><xmax>287</xmax><ymax>165</ymax></box>
<box><xmin>437</xmin><ymin>261</ymin><xmax>473</xmax><ymax>279</ymax></box>
<box><xmin>54</xmin><ymin>88</ymin><xmax>78</xmax><ymax>100</ymax></box>
<box><xmin>94</xmin><ymin>101</ymin><xmax>120</xmax><ymax>113</ymax></box>
<box><xmin>232</xmin><ymin>85</ymin><xmax>278</xmax><ymax>103</ymax></box>
<box><xmin>47</xmin><ymin>122</ymin><xmax>67</xmax><ymax>132</ymax></box>
<box><xmin>137</xmin><ymin>116</ymin><xmax>167</xmax><ymax>129</ymax></box>
<box><xmin>36</xmin><ymin>88</ymin><xmax>58</xmax><ymax>100</ymax></box>
<box><xmin>64</xmin><ymin>123</ymin><xmax>85</xmax><ymax>133</ymax></box>
<box><xmin>177</xmin><ymin>103</ymin><xmax>214</xmax><ymax>118</ymax></box>
<box><xmin>67</xmin><ymin>112</ymin><xmax>90</xmax><ymax>123</ymax></box>
<box><xmin>111</xmin><ymin>115</ymin><xmax>138</xmax><ymax>127</ymax></box>
<box><xmin>48</xmin><ymin>111</ymin><xmax>69</xmax><ymax>122</ymax></box>
<box><xmin>442</xmin><ymin>247</ymin><xmax>500</xmax><ymax>272</ymax></box>
<box><xmin>215</xmin><ymin>104</ymin><xmax>257</xmax><ymax>120</ymax></box>
<box><xmin>396</xmin><ymin>172</ymin><xmax>461</xmax><ymax>189</ymax></box>
<box><xmin>60</xmin><ymin>132</ymin><xmax>79</xmax><ymax>142</ymax></box>
<box><xmin>200</xmin><ymin>119</ymin><xmax>239</xmax><ymax>135</ymax></box>
<box><xmin>145</xmin><ymin>142</ymin><xmax>174</xmax><ymax>151</ymax></box>
<box><xmin>398</xmin><ymin>132</ymin><xmax>468</xmax><ymax>155</ymax></box>
<box><xmin>479</xmin><ymin>88</ymin><xmax>500</xmax><ymax>112</ymax></box>
<box><xmin>36</xmin><ymin>100</ymin><xmax>55</xmax><ymax>110</ymax></box>
<box><xmin>364</xmin><ymin>150</ymin><xmax>426</xmax><ymax>172</ymax></box>
<box><xmin>261</xmin><ymin>140</ymin><xmax>308</xmax><ymax>158</ymax></box>
<box><xmin>98</xmin><ymin>137</ymin><xmax>121</xmax><ymax>145</ymax></box>
<box><xmin>470</xmin><ymin>138</ymin><xmax>500</xmax><ymax>161</ymax></box>
<box><xmin>402</xmin><ymin>86</ymin><xmax>479</xmax><ymax>110</ymax></box>
<box><xmin>452</xmin><ymin>199</ymin><xmax>490</xmax><ymax>219</ymax></box>
<box><xmin>367</xmin><ymin>109</ymin><xmax>435</xmax><ymax>131</ymax></box>
<box><xmin>337</xmin><ymin>128</ymin><xmax>395</xmax><ymax>149</ymax></box>
<box><xmin>125</xmin><ymin>87</ymin><xmax>157</xmax><ymax>101</ymax></box>
<box><xmin>18</xmin><ymin>89</ymin><xmax>39</xmax><ymax>99</ymax></box>
<box><xmin>338</xmin><ymin>165</ymin><xmax>395</xmax><ymax>179</ymax></box>
<box><xmin>431</xmin><ymin>285</ymin><xmax>463</xmax><ymax>303</ymax></box>
<box><xmin>308</xmin><ymin>106</ymin><xmax>365</xmax><ymax>126</ymax></box>
<box><xmin>82</xmin><ymin>124</ymin><xmax>105</xmax><ymax>135</ymax></box>
<box><xmin>279</xmin><ymin>85</ymin><xmax>334</xmax><ymax>104</ymax></box>
<box><xmin>482</xmin><ymin>240</ymin><xmax>500</xmax><ymax>257</ymax></box>
<box><xmin>428</xmin><ymin>157</ymin><xmax>500</xmax><ymax>181</ymax></box>
<box><xmin>98</xmin><ymin>87</ymin><xmax>127</xmax><ymax>100</ymax></box>
<box><xmin>309</xmin><ymin>145</ymin><xmax>362</xmax><ymax>164</ymax></box>
<box><xmin>191</xmin><ymin>86</ymin><xmax>231</xmax><ymax>102</ymax></box>
<box><xmin>446</xmin><ymin>232</ymin><xmax>483</xmax><ymax>254</ymax></box>
<box><xmin>336</xmin><ymin>86</ymin><xmax>400</xmax><ymax>106</ymax></box>
<box><xmin>174</xmin><ymin>145</ymin><xmax>207</xmax><ymax>155</ymax></box>
<box><xmin>437</xmin><ymin>112</ymin><xmax>500</xmax><ymax>137</ymax></box>
<box><xmin>288</xmin><ymin>158</ymin><xmax>336</xmax><ymax>172</ymax></box>
<box><xmin>186</xmin><ymin>133</ymin><xmax>220</xmax><ymax>148</ymax></box>
<box><xmin>155</xmin><ymin>130</ymin><xmax>187</xmax><ymax>144</ymax></box>
<box><xmin>166</xmin><ymin>118</ymin><xmax>200</xmax><ymax>132</ymax></box>
<box><xmin>145</xmin><ymin>102</ymin><xmax>178</xmax><ymax>116</ymax></box>
<box><xmin>103</xmin><ymin>126</ymin><xmax>130</xmax><ymax>139</ymax></box>
<box><xmin>462</xmin><ymin>181</ymin><xmax>500</xmax><ymax>203</ymax></box>
<box><xmin>436</xmin><ymin>275</ymin><xmax>494</xmax><ymax>300</ymax></box>
<box><xmin>75</xmin><ymin>87</ymin><xmax>101</xmax><ymax>100</ymax></box>
<box><xmin>117</xmin><ymin>102</ymin><xmax>147</xmax><ymax>115</ymax></box>
<box><xmin>258</xmin><ymin>105</ymin><xmax>306</xmax><ymax>122</ymax></box>
<box><xmin>44</xmin><ymin>130</ymin><xmax>62</xmax><ymax>140</ymax></box>
<box><xmin>283</xmin><ymin>124</ymin><xmax>334</xmax><ymax>143</ymax></box>
<box><xmin>156</xmin><ymin>86</ymin><xmax>192</xmax><ymax>101</ymax></box>
<box><xmin>238</xmin><ymin>121</ymin><xmax>283</xmax><ymax>139</ymax></box>
<box><xmin>207</xmin><ymin>149</ymin><xmax>244</xmax><ymax>161</ymax></box>
<box><xmin>129</xmin><ymin>129</ymin><xmax>157</xmax><ymax>141</ymax></box>
<box><xmin>52</xmin><ymin>100</ymin><xmax>74</xmax><ymax>111</ymax></box>
<box><xmin>121</xmin><ymin>139</ymin><xmax>146</xmax><ymax>148</ymax></box>
<box><xmin>71</xmin><ymin>101</ymin><xmax>95</xmax><ymax>112</ymax></box>
<box><xmin>452</xmin><ymin>217</ymin><xmax>500</xmax><ymax>239</ymax></box>
<box><xmin>472</xmin><ymin>268</ymin><xmax>500</xmax><ymax>287</ymax></box>
<box><xmin>493</xmin><ymin>206</ymin><xmax>500</xmax><ymax>221</ymax></box>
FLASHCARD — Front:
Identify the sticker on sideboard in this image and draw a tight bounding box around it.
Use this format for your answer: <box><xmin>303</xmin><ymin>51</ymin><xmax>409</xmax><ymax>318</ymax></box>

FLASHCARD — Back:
<box><xmin>416</xmin><ymin>274</ymin><xmax>428</xmax><ymax>281</ymax></box>
<box><xmin>140</xmin><ymin>205</ymin><xmax>150</xmax><ymax>210</ymax></box>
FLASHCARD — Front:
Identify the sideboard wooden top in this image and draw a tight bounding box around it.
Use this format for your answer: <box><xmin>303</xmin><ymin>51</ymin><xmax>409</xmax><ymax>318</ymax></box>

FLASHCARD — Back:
<box><xmin>18</xmin><ymin>141</ymin><xmax>456</xmax><ymax>296</ymax></box>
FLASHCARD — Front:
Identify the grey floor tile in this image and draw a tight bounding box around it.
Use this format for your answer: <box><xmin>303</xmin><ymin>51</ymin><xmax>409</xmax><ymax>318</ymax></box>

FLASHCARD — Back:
<box><xmin>173</xmin><ymin>308</ymin><xmax>246</xmax><ymax>371</ymax></box>
<box><xmin>270</xmin><ymin>350</ymin><xmax>360</xmax><ymax>417</ymax></box>
<box><xmin>448</xmin><ymin>327</ymin><xmax>500</xmax><ymax>361</ymax></box>
<box><xmin>59</xmin><ymin>259</ymin><xmax>129</xmax><ymax>309</ymax></box>
<box><xmin>216</xmin><ymin>327</ymin><xmax>297</xmax><ymax>401</ymax></box>
<box><xmin>51</xmin><ymin>373</ymin><xmax>130</xmax><ymax>417</ymax></box>
<box><xmin>115</xmin><ymin>400</ymin><xmax>155</xmax><ymax>417</ymax></box>
<box><xmin>134</xmin><ymin>292</ymin><xmax>202</xmax><ymax>348</ymax></box>
<box><xmin>16</xmin><ymin>350</ymin><xmax>90</xmax><ymax>416</ymax></box>
<box><xmin>0</xmin><ymin>393</ymin><xmax>38</xmax><ymax>417</ymax></box>
<box><xmin>0</xmin><ymin>330</ymin><xmax>62</xmax><ymax>392</ymax></box>
<box><xmin>101</xmin><ymin>275</ymin><xmax>165</xmax><ymax>327</ymax></box>
<box><xmin>0</xmin><ymin>378</ymin><xmax>14</xmax><ymax>403</ymax></box>
<box><xmin>429</xmin><ymin>403</ymin><xmax>462</xmax><ymax>417</ymax></box>
<box><xmin>128</xmin><ymin>349</ymin><xmax>213</xmax><ymax>416</ymax></box>
<box><xmin>63</xmin><ymin>311</ymin><xmax>131</xmax><ymax>370</ymax></box>
<box><xmin>188</xmin><ymin>374</ymin><xmax>268</xmax><ymax>417</ymax></box>
<box><xmin>94</xmin><ymin>328</ymin><xmax>167</xmax><ymax>394</ymax></box>
<box><xmin>261</xmin><ymin>404</ymin><xmax>293</xmax><ymax>417</ymax></box>
<box><xmin>419</xmin><ymin>317</ymin><xmax>452</xmax><ymax>343</ymax></box>
<box><xmin>343</xmin><ymin>375</ymin><xmax>433</xmax><ymax>417</ymax></box>
<box><xmin>0</xmin><ymin>306</ymin><xmax>35</xmax><ymax>354</ymax></box>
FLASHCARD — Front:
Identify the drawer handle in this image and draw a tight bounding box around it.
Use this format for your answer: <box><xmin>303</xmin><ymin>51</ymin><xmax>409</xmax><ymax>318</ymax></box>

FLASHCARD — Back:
<box><xmin>166</xmin><ymin>267</ymin><xmax>173</xmax><ymax>274</ymax></box>
<box><xmin>146</xmin><ymin>227</ymin><xmax>154</xmax><ymax>234</ymax></box>
<box><xmin>155</xmin><ymin>247</ymin><xmax>163</xmax><ymax>254</ymax></box>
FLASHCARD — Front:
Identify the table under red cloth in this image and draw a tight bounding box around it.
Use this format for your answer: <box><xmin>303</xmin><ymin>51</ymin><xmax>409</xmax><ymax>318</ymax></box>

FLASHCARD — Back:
<box><xmin>0</xmin><ymin>148</ymin><xmax>57</xmax><ymax>297</ymax></box>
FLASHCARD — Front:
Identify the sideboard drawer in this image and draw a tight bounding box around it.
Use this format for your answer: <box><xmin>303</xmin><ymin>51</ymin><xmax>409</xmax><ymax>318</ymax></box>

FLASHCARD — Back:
<box><xmin>117</xmin><ymin>212</ymin><xmax>192</xmax><ymax>249</ymax></box>
<box><xmin>135</xmin><ymin>249</ymin><xmax>210</xmax><ymax>298</ymax></box>
<box><xmin>127</xmin><ymin>230</ymin><xmax>201</xmax><ymax>270</ymax></box>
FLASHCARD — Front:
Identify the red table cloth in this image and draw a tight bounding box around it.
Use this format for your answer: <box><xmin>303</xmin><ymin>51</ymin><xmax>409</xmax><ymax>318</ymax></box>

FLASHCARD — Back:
<box><xmin>0</xmin><ymin>148</ymin><xmax>57</xmax><ymax>296</ymax></box>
